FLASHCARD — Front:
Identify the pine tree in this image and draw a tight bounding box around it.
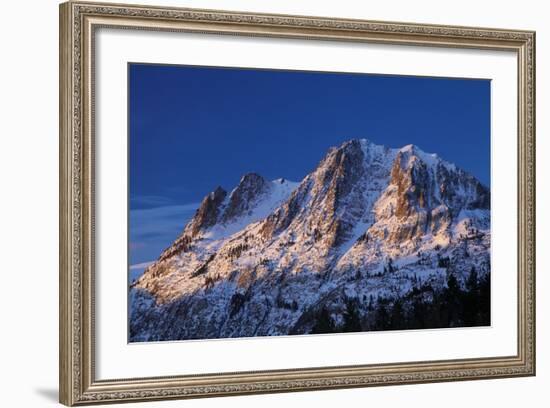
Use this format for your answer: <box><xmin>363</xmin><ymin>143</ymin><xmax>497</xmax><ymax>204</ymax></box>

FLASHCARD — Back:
<box><xmin>478</xmin><ymin>272</ymin><xmax>491</xmax><ymax>325</ymax></box>
<box><xmin>342</xmin><ymin>300</ymin><xmax>362</xmax><ymax>332</ymax></box>
<box><xmin>368</xmin><ymin>294</ymin><xmax>375</xmax><ymax>311</ymax></box>
<box><xmin>374</xmin><ymin>300</ymin><xmax>390</xmax><ymax>330</ymax></box>
<box><xmin>445</xmin><ymin>273</ymin><xmax>463</xmax><ymax>326</ymax></box>
<box><xmin>311</xmin><ymin>307</ymin><xmax>335</xmax><ymax>334</ymax></box>
<box><xmin>466</xmin><ymin>266</ymin><xmax>479</xmax><ymax>292</ymax></box>
<box><xmin>390</xmin><ymin>299</ymin><xmax>405</xmax><ymax>330</ymax></box>
<box><xmin>388</xmin><ymin>257</ymin><xmax>395</xmax><ymax>273</ymax></box>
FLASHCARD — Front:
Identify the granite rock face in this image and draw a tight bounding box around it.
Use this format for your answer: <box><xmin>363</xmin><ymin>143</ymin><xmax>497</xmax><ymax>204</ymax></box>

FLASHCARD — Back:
<box><xmin>187</xmin><ymin>186</ymin><xmax>227</xmax><ymax>237</ymax></box>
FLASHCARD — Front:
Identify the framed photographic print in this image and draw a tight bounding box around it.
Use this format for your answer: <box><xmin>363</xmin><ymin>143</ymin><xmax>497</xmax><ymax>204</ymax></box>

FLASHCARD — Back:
<box><xmin>59</xmin><ymin>1</ymin><xmax>536</xmax><ymax>405</ymax></box>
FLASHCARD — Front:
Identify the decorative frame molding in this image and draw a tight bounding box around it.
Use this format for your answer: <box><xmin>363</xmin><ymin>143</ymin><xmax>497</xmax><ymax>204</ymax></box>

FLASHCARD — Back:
<box><xmin>59</xmin><ymin>1</ymin><xmax>536</xmax><ymax>405</ymax></box>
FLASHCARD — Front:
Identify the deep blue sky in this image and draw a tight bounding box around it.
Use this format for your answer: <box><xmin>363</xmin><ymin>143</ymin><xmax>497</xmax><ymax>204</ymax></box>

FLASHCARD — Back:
<box><xmin>129</xmin><ymin>63</ymin><xmax>490</xmax><ymax>265</ymax></box>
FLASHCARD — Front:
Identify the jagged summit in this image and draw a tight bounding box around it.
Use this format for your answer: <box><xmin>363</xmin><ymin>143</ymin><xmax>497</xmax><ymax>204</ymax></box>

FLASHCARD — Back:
<box><xmin>185</xmin><ymin>185</ymin><xmax>227</xmax><ymax>237</ymax></box>
<box><xmin>131</xmin><ymin>138</ymin><xmax>491</xmax><ymax>341</ymax></box>
<box><xmin>222</xmin><ymin>173</ymin><xmax>270</xmax><ymax>222</ymax></box>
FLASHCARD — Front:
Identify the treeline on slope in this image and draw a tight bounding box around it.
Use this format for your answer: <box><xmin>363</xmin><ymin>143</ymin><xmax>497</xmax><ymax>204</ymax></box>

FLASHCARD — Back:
<box><xmin>310</xmin><ymin>267</ymin><xmax>490</xmax><ymax>334</ymax></box>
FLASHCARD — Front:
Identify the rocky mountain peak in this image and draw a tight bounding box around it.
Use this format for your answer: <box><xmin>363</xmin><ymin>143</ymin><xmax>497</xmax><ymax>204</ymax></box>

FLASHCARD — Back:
<box><xmin>366</xmin><ymin>144</ymin><xmax>491</xmax><ymax>247</ymax></box>
<box><xmin>258</xmin><ymin>139</ymin><xmax>367</xmax><ymax>246</ymax></box>
<box><xmin>185</xmin><ymin>186</ymin><xmax>227</xmax><ymax>237</ymax></box>
<box><xmin>390</xmin><ymin>149</ymin><xmax>432</xmax><ymax>218</ymax></box>
<box><xmin>222</xmin><ymin>173</ymin><xmax>270</xmax><ymax>222</ymax></box>
<box><xmin>314</xmin><ymin>139</ymin><xmax>365</xmax><ymax>201</ymax></box>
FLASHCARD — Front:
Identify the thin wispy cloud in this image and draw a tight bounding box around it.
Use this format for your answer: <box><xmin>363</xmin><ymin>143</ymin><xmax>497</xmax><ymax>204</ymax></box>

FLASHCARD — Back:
<box><xmin>130</xmin><ymin>195</ymin><xmax>175</xmax><ymax>208</ymax></box>
<box><xmin>130</xmin><ymin>203</ymin><xmax>199</xmax><ymax>265</ymax></box>
<box><xmin>129</xmin><ymin>261</ymin><xmax>155</xmax><ymax>270</ymax></box>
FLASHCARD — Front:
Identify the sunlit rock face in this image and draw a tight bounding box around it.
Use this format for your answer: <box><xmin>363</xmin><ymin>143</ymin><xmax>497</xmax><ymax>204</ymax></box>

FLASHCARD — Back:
<box><xmin>130</xmin><ymin>139</ymin><xmax>491</xmax><ymax>341</ymax></box>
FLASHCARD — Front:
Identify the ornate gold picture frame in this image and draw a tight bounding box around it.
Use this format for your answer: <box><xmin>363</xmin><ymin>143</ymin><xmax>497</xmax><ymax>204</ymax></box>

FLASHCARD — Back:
<box><xmin>59</xmin><ymin>1</ymin><xmax>535</xmax><ymax>405</ymax></box>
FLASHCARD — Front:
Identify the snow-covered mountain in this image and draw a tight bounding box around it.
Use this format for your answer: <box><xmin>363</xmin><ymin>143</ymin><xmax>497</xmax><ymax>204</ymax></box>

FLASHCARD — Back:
<box><xmin>130</xmin><ymin>139</ymin><xmax>490</xmax><ymax>341</ymax></box>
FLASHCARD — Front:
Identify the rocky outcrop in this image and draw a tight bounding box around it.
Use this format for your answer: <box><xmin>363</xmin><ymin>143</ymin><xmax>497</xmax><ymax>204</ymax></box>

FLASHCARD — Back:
<box><xmin>260</xmin><ymin>139</ymin><xmax>367</xmax><ymax>248</ymax></box>
<box><xmin>186</xmin><ymin>186</ymin><xmax>227</xmax><ymax>237</ymax></box>
<box><xmin>222</xmin><ymin>173</ymin><xmax>271</xmax><ymax>222</ymax></box>
<box><xmin>368</xmin><ymin>145</ymin><xmax>490</xmax><ymax>246</ymax></box>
